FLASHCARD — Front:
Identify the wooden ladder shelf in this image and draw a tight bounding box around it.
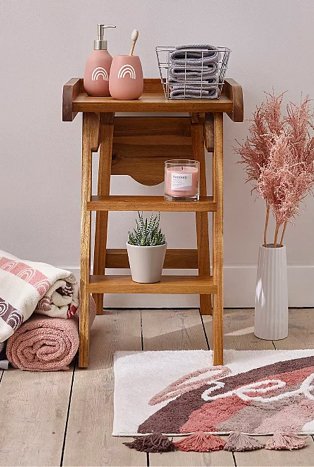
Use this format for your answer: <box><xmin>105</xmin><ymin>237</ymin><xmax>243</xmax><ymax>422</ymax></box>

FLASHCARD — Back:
<box><xmin>62</xmin><ymin>78</ymin><xmax>244</xmax><ymax>368</ymax></box>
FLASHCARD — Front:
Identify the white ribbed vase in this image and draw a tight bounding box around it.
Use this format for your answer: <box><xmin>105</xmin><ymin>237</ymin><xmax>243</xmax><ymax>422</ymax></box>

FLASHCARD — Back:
<box><xmin>126</xmin><ymin>242</ymin><xmax>167</xmax><ymax>283</ymax></box>
<box><xmin>254</xmin><ymin>245</ymin><xmax>288</xmax><ymax>340</ymax></box>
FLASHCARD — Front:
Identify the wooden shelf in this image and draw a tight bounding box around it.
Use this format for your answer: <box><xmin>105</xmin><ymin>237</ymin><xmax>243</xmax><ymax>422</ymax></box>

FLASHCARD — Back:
<box><xmin>73</xmin><ymin>93</ymin><xmax>234</xmax><ymax>114</ymax></box>
<box><xmin>87</xmin><ymin>275</ymin><xmax>216</xmax><ymax>294</ymax></box>
<box><xmin>87</xmin><ymin>195</ymin><xmax>216</xmax><ymax>212</ymax></box>
<box><xmin>62</xmin><ymin>78</ymin><xmax>244</xmax><ymax>122</ymax></box>
<box><xmin>62</xmin><ymin>74</ymin><xmax>242</xmax><ymax>366</ymax></box>
<box><xmin>62</xmin><ymin>78</ymin><xmax>243</xmax><ymax>368</ymax></box>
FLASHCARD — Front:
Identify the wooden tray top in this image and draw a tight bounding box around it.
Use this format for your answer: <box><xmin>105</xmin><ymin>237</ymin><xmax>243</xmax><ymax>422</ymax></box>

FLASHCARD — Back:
<box><xmin>62</xmin><ymin>78</ymin><xmax>243</xmax><ymax>122</ymax></box>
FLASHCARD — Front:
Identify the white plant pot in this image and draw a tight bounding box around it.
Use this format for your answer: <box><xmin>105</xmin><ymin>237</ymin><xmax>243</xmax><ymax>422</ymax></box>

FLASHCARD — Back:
<box><xmin>126</xmin><ymin>242</ymin><xmax>167</xmax><ymax>284</ymax></box>
<box><xmin>254</xmin><ymin>245</ymin><xmax>288</xmax><ymax>340</ymax></box>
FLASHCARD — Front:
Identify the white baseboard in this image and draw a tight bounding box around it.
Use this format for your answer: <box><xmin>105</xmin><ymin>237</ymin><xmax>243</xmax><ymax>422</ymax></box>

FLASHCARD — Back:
<box><xmin>65</xmin><ymin>266</ymin><xmax>314</xmax><ymax>308</ymax></box>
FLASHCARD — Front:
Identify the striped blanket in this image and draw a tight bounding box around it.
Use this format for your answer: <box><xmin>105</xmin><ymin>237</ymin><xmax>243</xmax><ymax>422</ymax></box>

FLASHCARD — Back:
<box><xmin>0</xmin><ymin>250</ymin><xmax>79</xmax><ymax>342</ymax></box>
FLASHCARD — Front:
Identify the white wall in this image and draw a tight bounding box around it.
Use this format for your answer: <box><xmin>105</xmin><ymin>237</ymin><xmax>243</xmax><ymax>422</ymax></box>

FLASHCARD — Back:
<box><xmin>0</xmin><ymin>0</ymin><xmax>313</xmax><ymax>307</ymax></box>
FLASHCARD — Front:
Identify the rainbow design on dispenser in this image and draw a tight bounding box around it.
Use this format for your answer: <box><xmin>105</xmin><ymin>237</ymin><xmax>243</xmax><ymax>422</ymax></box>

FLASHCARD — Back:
<box><xmin>117</xmin><ymin>64</ymin><xmax>136</xmax><ymax>79</ymax></box>
<box><xmin>91</xmin><ymin>67</ymin><xmax>109</xmax><ymax>81</ymax></box>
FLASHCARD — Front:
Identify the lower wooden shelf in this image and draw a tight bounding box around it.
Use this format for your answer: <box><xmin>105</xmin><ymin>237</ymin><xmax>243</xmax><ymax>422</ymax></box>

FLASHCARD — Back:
<box><xmin>87</xmin><ymin>195</ymin><xmax>216</xmax><ymax>212</ymax></box>
<box><xmin>87</xmin><ymin>274</ymin><xmax>216</xmax><ymax>294</ymax></box>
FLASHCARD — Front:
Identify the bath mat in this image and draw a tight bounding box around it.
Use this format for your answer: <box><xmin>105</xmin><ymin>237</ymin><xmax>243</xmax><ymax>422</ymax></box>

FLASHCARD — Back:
<box><xmin>113</xmin><ymin>349</ymin><xmax>314</xmax><ymax>436</ymax></box>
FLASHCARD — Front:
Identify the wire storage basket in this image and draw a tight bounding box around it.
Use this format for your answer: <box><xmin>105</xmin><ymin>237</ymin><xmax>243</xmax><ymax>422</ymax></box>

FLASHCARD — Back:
<box><xmin>156</xmin><ymin>45</ymin><xmax>230</xmax><ymax>100</ymax></box>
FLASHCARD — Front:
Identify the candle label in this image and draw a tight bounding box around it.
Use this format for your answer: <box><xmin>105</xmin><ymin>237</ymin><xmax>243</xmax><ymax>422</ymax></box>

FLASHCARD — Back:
<box><xmin>171</xmin><ymin>172</ymin><xmax>192</xmax><ymax>190</ymax></box>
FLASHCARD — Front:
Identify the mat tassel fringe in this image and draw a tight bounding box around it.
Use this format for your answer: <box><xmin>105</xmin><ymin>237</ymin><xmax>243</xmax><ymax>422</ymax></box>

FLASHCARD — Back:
<box><xmin>124</xmin><ymin>431</ymin><xmax>309</xmax><ymax>454</ymax></box>
<box><xmin>174</xmin><ymin>432</ymin><xmax>225</xmax><ymax>452</ymax></box>
<box><xmin>124</xmin><ymin>433</ymin><xmax>176</xmax><ymax>453</ymax></box>
<box><xmin>265</xmin><ymin>432</ymin><xmax>308</xmax><ymax>451</ymax></box>
<box><xmin>224</xmin><ymin>431</ymin><xmax>264</xmax><ymax>451</ymax></box>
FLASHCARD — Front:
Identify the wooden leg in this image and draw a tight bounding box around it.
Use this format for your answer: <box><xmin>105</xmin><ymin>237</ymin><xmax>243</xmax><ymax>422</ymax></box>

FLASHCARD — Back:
<box><xmin>212</xmin><ymin>113</ymin><xmax>224</xmax><ymax>365</ymax></box>
<box><xmin>93</xmin><ymin>113</ymin><xmax>114</xmax><ymax>314</ymax></box>
<box><xmin>191</xmin><ymin>114</ymin><xmax>212</xmax><ymax>316</ymax></box>
<box><xmin>79</xmin><ymin>113</ymin><xmax>100</xmax><ymax>368</ymax></box>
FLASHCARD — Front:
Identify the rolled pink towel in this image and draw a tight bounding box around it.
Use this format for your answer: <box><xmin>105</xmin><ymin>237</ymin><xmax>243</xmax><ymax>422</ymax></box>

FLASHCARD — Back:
<box><xmin>6</xmin><ymin>316</ymin><xmax>79</xmax><ymax>371</ymax></box>
<box><xmin>6</xmin><ymin>297</ymin><xmax>96</xmax><ymax>371</ymax></box>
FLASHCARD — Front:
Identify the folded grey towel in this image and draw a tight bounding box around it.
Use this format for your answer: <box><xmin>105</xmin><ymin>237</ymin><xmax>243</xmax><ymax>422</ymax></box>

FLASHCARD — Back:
<box><xmin>170</xmin><ymin>44</ymin><xmax>220</xmax><ymax>65</ymax></box>
<box><xmin>169</xmin><ymin>86</ymin><xmax>218</xmax><ymax>99</ymax></box>
<box><xmin>169</xmin><ymin>63</ymin><xmax>218</xmax><ymax>81</ymax></box>
<box><xmin>170</xmin><ymin>82</ymin><xmax>217</xmax><ymax>90</ymax></box>
<box><xmin>168</xmin><ymin>78</ymin><xmax>219</xmax><ymax>88</ymax></box>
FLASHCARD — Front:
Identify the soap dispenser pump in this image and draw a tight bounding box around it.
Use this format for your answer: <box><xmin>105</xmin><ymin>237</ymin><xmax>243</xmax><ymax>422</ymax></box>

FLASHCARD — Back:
<box><xmin>84</xmin><ymin>24</ymin><xmax>116</xmax><ymax>97</ymax></box>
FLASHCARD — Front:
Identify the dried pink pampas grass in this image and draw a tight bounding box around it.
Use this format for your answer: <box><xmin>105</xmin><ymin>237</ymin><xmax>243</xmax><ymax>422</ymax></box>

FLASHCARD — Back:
<box><xmin>236</xmin><ymin>93</ymin><xmax>314</xmax><ymax>247</ymax></box>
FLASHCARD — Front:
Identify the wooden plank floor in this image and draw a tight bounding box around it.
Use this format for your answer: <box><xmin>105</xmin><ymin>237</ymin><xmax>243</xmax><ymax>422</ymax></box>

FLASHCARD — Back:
<box><xmin>0</xmin><ymin>308</ymin><xmax>314</xmax><ymax>466</ymax></box>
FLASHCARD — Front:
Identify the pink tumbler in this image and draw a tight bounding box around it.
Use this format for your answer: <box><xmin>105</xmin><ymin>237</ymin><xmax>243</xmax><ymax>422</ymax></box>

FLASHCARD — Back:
<box><xmin>109</xmin><ymin>55</ymin><xmax>143</xmax><ymax>100</ymax></box>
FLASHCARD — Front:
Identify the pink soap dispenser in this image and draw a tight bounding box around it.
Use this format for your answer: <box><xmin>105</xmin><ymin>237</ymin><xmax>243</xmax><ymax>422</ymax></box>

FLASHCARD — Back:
<box><xmin>84</xmin><ymin>24</ymin><xmax>116</xmax><ymax>97</ymax></box>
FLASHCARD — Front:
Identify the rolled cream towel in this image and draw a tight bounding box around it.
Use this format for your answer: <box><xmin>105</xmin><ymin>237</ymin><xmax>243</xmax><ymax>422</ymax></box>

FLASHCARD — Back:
<box><xmin>0</xmin><ymin>249</ymin><xmax>79</xmax><ymax>342</ymax></box>
<box><xmin>6</xmin><ymin>296</ymin><xmax>96</xmax><ymax>371</ymax></box>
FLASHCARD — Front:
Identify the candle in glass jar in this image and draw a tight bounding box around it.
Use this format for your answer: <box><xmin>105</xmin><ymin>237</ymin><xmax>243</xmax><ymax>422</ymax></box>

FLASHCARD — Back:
<box><xmin>164</xmin><ymin>159</ymin><xmax>200</xmax><ymax>201</ymax></box>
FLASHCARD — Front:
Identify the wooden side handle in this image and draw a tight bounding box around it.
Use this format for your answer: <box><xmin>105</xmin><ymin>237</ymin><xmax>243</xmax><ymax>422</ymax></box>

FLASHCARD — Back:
<box><xmin>62</xmin><ymin>78</ymin><xmax>83</xmax><ymax>122</ymax></box>
<box><xmin>223</xmin><ymin>78</ymin><xmax>244</xmax><ymax>122</ymax></box>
